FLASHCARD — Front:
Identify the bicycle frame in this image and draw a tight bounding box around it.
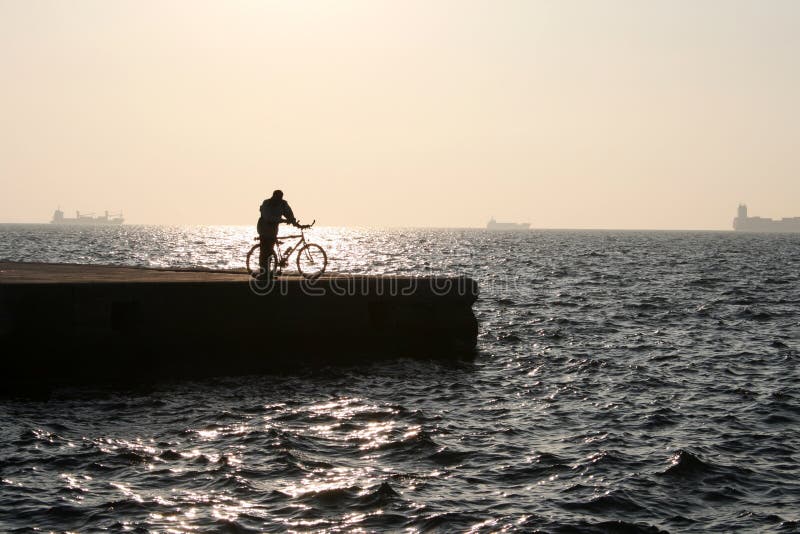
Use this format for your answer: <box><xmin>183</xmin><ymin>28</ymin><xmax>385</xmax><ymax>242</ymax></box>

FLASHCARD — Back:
<box><xmin>273</xmin><ymin>229</ymin><xmax>308</xmax><ymax>268</ymax></box>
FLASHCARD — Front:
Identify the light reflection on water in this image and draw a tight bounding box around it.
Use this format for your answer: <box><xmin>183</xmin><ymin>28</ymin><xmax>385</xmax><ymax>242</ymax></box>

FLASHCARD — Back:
<box><xmin>0</xmin><ymin>224</ymin><xmax>476</xmax><ymax>277</ymax></box>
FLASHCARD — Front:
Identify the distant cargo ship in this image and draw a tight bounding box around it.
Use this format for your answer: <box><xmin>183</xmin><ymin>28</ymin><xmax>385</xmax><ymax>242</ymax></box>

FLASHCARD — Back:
<box><xmin>733</xmin><ymin>204</ymin><xmax>800</xmax><ymax>233</ymax></box>
<box><xmin>486</xmin><ymin>217</ymin><xmax>530</xmax><ymax>230</ymax></box>
<box><xmin>51</xmin><ymin>209</ymin><xmax>124</xmax><ymax>225</ymax></box>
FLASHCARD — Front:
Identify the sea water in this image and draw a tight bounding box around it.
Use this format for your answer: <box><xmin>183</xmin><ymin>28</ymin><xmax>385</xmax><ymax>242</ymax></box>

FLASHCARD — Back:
<box><xmin>0</xmin><ymin>224</ymin><xmax>798</xmax><ymax>532</ymax></box>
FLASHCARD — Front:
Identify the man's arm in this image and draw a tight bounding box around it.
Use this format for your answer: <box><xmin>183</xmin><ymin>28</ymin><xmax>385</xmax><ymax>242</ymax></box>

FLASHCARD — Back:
<box><xmin>283</xmin><ymin>201</ymin><xmax>297</xmax><ymax>225</ymax></box>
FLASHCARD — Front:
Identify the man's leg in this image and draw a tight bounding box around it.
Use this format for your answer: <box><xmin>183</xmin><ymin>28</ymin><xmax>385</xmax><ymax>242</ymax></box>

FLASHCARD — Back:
<box><xmin>258</xmin><ymin>238</ymin><xmax>270</xmax><ymax>269</ymax></box>
<box><xmin>259</xmin><ymin>224</ymin><xmax>279</xmax><ymax>269</ymax></box>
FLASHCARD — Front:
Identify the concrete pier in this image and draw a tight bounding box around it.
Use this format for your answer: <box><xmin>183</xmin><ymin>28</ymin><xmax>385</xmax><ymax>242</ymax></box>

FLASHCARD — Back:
<box><xmin>0</xmin><ymin>262</ymin><xmax>478</xmax><ymax>391</ymax></box>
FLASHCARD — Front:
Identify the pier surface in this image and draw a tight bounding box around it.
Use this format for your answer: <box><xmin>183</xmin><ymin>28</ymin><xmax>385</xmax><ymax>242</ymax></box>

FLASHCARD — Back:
<box><xmin>0</xmin><ymin>262</ymin><xmax>478</xmax><ymax>391</ymax></box>
<box><xmin>0</xmin><ymin>262</ymin><xmax>252</xmax><ymax>284</ymax></box>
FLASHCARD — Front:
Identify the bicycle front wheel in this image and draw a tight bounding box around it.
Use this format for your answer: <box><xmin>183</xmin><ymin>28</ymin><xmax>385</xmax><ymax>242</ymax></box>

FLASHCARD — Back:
<box><xmin>296</xmin><ymin>243</ymin><xmax>327</xmax><ymax>279</ymax></box>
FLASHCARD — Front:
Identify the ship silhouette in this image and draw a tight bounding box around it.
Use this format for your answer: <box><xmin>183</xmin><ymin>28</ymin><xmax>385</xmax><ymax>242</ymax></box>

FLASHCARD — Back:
<box><xmin>486</xmin><ymin>217</ymin><xmax>530</xmax><ymax>230</ymax></box>
<box><xmin>51</xmin><ymin>209</ymin><xmax>124</xmax><ymax>225</ymax></box>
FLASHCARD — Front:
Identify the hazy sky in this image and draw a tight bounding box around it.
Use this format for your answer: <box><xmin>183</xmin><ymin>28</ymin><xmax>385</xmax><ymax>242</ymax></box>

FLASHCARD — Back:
<box><xmin>1</xmin><ymin>0</ymin><xmax>798</xmax><ymax>228</ymax></box>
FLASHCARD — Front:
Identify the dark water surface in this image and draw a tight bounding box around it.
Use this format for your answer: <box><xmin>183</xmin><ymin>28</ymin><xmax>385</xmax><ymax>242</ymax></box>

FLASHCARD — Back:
<box><xmin>1</xmin><ymin>225</ymin><xmax>799</xmax><ymax>532</ymax></box>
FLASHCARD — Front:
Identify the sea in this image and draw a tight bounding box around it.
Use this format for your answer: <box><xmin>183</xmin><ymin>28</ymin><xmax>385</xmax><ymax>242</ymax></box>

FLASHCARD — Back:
<box><xmin>0</xmin><ymin>224</ymin><xmax>799</xmax><ymax>533</ymax></box>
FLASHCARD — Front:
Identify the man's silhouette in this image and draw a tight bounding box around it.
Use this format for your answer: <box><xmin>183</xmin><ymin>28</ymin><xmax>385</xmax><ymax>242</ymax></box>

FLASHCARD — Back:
<box><xmin>257</xmin><ymin>190</ymin><xmax>297</xmax><ymax>270</ymax></box>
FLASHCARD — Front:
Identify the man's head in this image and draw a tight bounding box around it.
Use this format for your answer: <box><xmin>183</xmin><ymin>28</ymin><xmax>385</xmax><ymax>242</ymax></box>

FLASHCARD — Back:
<box><xmin>271</xmin><ymin>190</ymin><xmax>284</xmax><ymax>200</ymax></box>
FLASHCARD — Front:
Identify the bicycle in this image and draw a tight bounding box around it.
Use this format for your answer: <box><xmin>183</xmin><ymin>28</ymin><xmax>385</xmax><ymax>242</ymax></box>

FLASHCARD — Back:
<box><xmin>246</xmin><ymin>220</ymin><xmax>328</xmax><ymax>279</ymax></box>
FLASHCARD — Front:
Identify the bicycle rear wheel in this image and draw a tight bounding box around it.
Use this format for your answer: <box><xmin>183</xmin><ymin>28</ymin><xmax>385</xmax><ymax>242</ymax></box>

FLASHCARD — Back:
<box><xmin>245</xmin><ymin>243</ymin><xmax>260</xmax><ymax>277</ymax></box>
<box><xmin>296</xmin><ymin>243</ymin><xmax>327</xmax><ymax>279</ymax></box>
<box><xmin>246</xmin><ymin>243</ymin><xmax>278</xmax><ymax>279</ymax></box>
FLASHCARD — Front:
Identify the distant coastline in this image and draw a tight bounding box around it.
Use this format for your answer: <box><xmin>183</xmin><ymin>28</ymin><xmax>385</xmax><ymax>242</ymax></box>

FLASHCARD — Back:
<box><xmin>733</xmin><ymin>204</ymin><xmax>800</xmax><ymax>233</ymax></box>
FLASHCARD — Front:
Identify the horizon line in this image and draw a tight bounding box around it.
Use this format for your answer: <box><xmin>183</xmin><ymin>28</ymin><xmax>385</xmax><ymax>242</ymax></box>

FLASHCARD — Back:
<box><xmin>0</xmin><ymin>220</ymin><xmax>736</xmax><ymax>232</ymax></box>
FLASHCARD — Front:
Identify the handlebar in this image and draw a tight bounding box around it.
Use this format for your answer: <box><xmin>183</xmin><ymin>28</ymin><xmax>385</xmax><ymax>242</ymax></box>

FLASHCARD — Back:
<box><xmin>255</xmin><ymin>220</ymin><xmax>315</xmax><ymax>240</ymax></box>
<box><xmin>294</xmin><ymin>219</ymin><xmax>315</xmax><ymax>230</ymax></box>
